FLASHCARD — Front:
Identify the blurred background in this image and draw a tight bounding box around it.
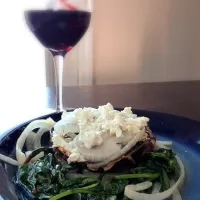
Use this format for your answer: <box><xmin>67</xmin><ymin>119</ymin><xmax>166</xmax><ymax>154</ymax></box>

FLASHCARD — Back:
<box><xmin>59</xmin><ymin>0</ymin><xmax>200</xmax><ymax>86</ymax></box>
<box><xmin>93</xmin><ymin>0</ymin><xmax>200</xmax><ymax>85</ymax></box>
<box><xmin>0</xmin><ymin>0</ymin><xmax>200</xmax><ymax>88</ymax></box>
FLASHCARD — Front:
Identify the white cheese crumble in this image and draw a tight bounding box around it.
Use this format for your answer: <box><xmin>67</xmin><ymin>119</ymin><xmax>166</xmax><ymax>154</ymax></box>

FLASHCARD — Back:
<box><xmin>52</xmin><ymin>103</ymin><xmax>149</xmax><ymax>163</ymax></box>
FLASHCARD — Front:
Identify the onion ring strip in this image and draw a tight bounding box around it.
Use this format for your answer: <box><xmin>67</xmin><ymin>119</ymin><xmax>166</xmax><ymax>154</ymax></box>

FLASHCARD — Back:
<box><xmin>16</xmin><ymin>120</ymin><xmax>54</xmax><ymax>165</ymax></box>
<box><xmin>124</xmin><ymin>156</ymin><xmax>184</xmax><ymax>200</ymax></box>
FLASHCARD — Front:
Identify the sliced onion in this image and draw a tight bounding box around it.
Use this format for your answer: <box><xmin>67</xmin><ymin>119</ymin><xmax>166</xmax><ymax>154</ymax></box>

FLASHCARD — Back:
<box><xmin>61</xmin><ymin>111</ymin><xmax>75</xmax><ymax>120</ymax></box>
<box><xmin>126</xmin><ymin>181</ymin><xmax>152</xmax><ymax>192</ymax></box>
<box><xmin>30</xmin><ymin>152</ymin><xmax>44</xmax><ymax>162</ymax></box>
<box><xmin>155</xmin><ymin>141</ymin><xmax>169</xmax><ymax>150</ymax></box>
<box><xmin>66</xmin><ymin>132</ymin><xmax>77</xmax><ymax>139</ymax></box>
<box><xmin>124</xmin><ymin>156</ymin><xmax>184</xmax><ymax>200</ymax></box>
<box><xmin>33</xmin><ymin>128</ymin><xmax>48</xmax><ymax>150</ymax></box>
<box><xmin>152</xmin><ymin>182</ymin><xmax>161</xmax><ymax>194</ymax></box>
<box><xmin>33</xmin><ymin>118</ymin><xmax>55</xmax><ymax>150</ymax></box>
<box><xmin>155</xmin><ymin>140</ymin><xmax>172</xmax><ymax>150</ymax></box>
<box><xmin>25</xmin><ymin>151</ymin><xmax>32</xmax><ymax>157</ymax></box>
<box><xmin>0</xmin><ymin>153</ymin><xmax>18</xmax><ymax>166</ymax></box>
<box><xmin>54</xmin><ymin>113</ymin><xmax>79</xmax><ymax>135</ymax></box>
<box><xmin>88</xmin><ymin>129</ymin><xmax>145</xmax><ymax>169</ymax></box>
<box><xmin>170</xmin><ymin>180</ymin><xmax>182</xmax><ymax>200</ymax></box>
<box><xmin>47</xmin><ymin>117</ymin><xmax>56</xmax><ymax>127</ymax></box>
<box><xmin>16</xmin><ymin>119</ymin><xmax>54</xmax><ymax>165</ymax></box>
<box><xmin>172</xmin><ymin>190</ymin><xmax>182</xmax><ymax>200</ymax></box>
<box><xmin>25</xmin><ymin>151</ymin><xmax>44</xmax><ymax>162</ymax></box>
<box><xmin>25</xmin><ymin>132</ymin><xmax>35</xmax><ymax>151</ymax></box>
<box><xmin>157</xmin><ymin>140</ymin><xmax>172</xmax><ymax>147</ymax></box>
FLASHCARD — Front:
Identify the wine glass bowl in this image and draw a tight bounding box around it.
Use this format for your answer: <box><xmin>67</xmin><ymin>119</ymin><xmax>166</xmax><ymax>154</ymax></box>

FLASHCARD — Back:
<box><xmin>24</xmin><ymin>0</ymin><xmax>92</xmax><ymax>111</ymax></box>
<box><xmin>24</xmin><ymin>4</ymin><xmax>91</xmax><ymax>57</ymax></box>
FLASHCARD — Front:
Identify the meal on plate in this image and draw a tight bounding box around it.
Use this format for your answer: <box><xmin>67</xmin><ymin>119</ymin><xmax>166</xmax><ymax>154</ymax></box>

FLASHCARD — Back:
<box><xmin>0</xmin><ymin>103</ymin><xmax>185</xmax><ymax>200</ymax></box>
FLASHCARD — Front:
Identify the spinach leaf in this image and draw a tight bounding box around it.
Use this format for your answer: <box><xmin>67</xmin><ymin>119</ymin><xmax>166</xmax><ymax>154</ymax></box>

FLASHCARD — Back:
<box><xmin>18</xmin><ymin>152</ymin><xmax>99</xmax><ymax>199</ymax></box>
<box><xmin>115</xmin><ymin>173</ymin><xmax>160</xmax><ymax>180</ymax></box>
<box><xmin>160</xmin><ymin>169</ymin><xmax>170</xmax><ymax>191</ymax></box>
<box><xmin>137</xmin><ymin>149</ymin><xmax>180</xmax><ymax>179</ymax></box>
<box><xmin>17</xmin><ymin>148</ymin><xmax>180</xmax><ymax>199</ymax></box>
<box><xmin>121</xmin><ymin>196</ymin><xmax>132</xmax><ymax>200</ymax></box>
<box><xmin>107</xmin><ymin>179</ymin><xmax>128</xmax><ymax>195</ymax></box>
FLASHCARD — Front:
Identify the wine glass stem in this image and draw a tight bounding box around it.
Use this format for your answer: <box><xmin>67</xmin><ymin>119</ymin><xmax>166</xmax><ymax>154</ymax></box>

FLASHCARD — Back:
<box><xmin>53</xmin><ymin>55</ymin><xmax>64</xmax><ymax>112</ymax></box>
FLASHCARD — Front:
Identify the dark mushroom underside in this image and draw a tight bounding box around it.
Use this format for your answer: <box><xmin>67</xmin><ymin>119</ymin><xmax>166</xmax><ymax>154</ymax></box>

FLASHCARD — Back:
<box><xmin>57</xmin><ymin>127</ymin><xmax>156</xmax><ymax>172</ymax></box>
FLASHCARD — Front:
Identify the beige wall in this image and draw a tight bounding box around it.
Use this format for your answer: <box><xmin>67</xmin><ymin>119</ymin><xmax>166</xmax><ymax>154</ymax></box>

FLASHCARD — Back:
<box><xmin>93</xmin><ymin>0</ymin><xmax>200</xmax><ymax>85</ymax></box>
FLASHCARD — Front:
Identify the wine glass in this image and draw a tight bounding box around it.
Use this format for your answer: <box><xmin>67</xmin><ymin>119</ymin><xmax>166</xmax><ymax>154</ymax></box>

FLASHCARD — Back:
<box><xmin>24</xmin><ymin>0</ymin><xmax>92</xmax><ymax>112</ymax></box>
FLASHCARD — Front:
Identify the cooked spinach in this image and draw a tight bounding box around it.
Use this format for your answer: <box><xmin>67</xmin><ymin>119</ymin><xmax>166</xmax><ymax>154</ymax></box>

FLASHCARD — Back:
<box><xmin>17</xmin><ymin>148</ymin><xmax>180</xmax><ymax>200</ymax></box>
<box><xmin>18</xmin><ymin>152</ymin><xmax>96</xmax><ymax>199</ymax></box>
<box><xmin>130</xmin><ymin>148</ymin><xmax>180</xmax><ymax>190</ymax></box>
<box><xmin>115</xmin><ymin>173</ymin><xmax>160</xmax><ymax>180</ymax></box>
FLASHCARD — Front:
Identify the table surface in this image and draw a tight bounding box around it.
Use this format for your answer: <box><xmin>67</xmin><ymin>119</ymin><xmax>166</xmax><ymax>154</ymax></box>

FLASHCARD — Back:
<box><xmin>1</xmin><ymin>81</ymin><xmax>200</xmax><ymax>134</ymax></box>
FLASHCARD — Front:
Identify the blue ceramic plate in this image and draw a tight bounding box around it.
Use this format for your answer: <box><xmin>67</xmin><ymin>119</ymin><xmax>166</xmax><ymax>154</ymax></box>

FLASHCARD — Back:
<box><xmin>0</xmin><ymin>110</ymin><xmax>200</xmax><ymax>200</ymax></box>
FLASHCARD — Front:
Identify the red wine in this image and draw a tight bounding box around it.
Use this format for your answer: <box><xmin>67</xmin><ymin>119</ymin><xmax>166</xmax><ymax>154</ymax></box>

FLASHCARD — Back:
<box><xmin>25</xmin><ymin>10</ymin><xmax>91</xmax><ymax>56</ymax></box>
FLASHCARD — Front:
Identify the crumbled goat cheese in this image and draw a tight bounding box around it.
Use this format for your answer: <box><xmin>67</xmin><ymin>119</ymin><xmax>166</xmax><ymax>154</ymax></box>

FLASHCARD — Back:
<box><xmin>52</xmin><ymin>103</ymin><xmax>149</xmax><ymax>163</ymax></box>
